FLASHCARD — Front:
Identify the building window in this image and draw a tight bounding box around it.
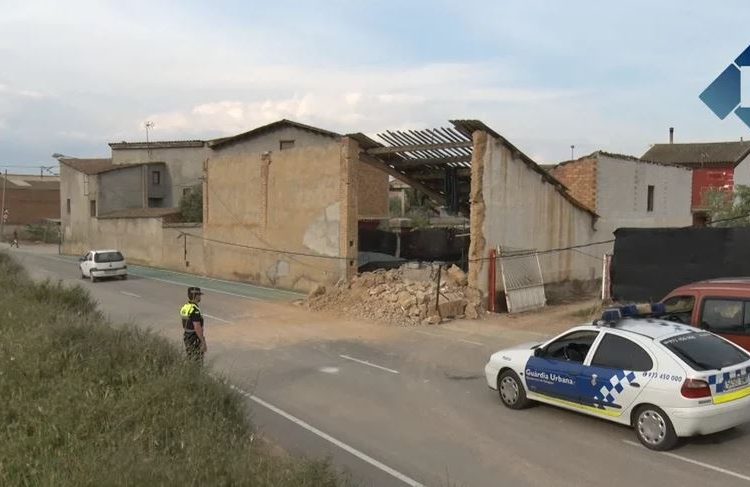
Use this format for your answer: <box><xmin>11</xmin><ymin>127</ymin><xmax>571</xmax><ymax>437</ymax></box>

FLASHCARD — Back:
<box><xmin>279</xmin><ymin>140</ymin><xmax>295</xmax><ymax>150</ymax></box>
<box><xmin>66</xmin><ymin>198</ymin><xmax>71</xmax><ymax>215</ymax></box>
<box><xmin>90</xmin><ymin>200</ymin><xmax>96</xmax><ymax>217</ymax></box>
<box><xmin>152</xmin><ymin>170</ymin><xmax>161</xmax><ymax>185</ymax></box>
<box><xmin>647</xmin><ymin>185</ymin><xmax>655</xmax><ymax>212</ymax></box>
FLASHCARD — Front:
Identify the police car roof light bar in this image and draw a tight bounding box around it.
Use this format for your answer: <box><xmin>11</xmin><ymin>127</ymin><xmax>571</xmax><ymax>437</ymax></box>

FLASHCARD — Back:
<box><xmin>597</xmin><ymin>302</ymin><xmax>668</xmax><ymax>326</ymax></box>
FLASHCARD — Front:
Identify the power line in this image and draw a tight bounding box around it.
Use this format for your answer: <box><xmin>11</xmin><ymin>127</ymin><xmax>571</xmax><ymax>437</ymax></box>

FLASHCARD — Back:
<box><xmin>179</xmin><ymin>231</ymin><xmax>348</xmax><ymax>261</ymax></box>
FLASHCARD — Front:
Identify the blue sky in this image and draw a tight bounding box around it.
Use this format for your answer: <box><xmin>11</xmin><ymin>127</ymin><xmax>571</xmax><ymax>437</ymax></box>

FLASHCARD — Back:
<box><xmin>1</xmin><ymin>0</ymin><xmax>749</xmax><ymax>171</ymax></box>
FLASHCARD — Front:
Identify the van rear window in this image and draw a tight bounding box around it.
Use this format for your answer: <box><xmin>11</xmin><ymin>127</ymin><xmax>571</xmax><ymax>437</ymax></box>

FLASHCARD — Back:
<box><xmin>662</xmin><ymin>332</ymin><xmax>749</xmax><ymax>371</ymax></box>
<box><xmin>94</xmin><ymin>252</ymin><xmax>124</xmax><ymax>263</ymax></box>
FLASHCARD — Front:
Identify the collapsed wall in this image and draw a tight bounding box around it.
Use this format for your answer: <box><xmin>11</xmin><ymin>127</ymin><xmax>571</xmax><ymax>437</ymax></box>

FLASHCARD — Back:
<box><xmin>306</xmin><ymin>263</ymin><xmax>483</xmax><ymax>326</ymax></box>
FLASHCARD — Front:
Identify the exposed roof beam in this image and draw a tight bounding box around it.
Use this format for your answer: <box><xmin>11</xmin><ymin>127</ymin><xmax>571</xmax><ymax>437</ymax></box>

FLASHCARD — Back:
<box><xmin>390</xmin><ymin>155</ymin><xmax>472</xmax><ymax>168</ymax></box>
<box><xmin>408</xmin><ymin>169</ymin><xmax>471</xmax><ymax>180</ymax></box>
<box><xmin>366</xmin><ymin>140</ymin><xmax>472</xmax><ymax>155</ymax></box>
<box><xmin>358</xmin><ymin>152</ymin><xmax>445</xmax><ymax>205</ymax></box>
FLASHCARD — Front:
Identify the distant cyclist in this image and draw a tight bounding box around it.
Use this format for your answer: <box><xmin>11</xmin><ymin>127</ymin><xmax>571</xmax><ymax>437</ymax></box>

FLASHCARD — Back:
<box><xmin>10</xmin><ymin>230</ymin><xmax>19</xmax><ymax>248</ymax></box>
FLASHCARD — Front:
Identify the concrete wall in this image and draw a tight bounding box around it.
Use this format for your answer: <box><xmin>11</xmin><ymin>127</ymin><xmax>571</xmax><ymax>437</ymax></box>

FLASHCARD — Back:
<box><xmin>98</xmin><ymin>166</ymin><xmax>144</xmax><ymax>215</ymax></box>
<box><xmin>202</xmin><ymin>140</ymin><xmax>357</xmax><ymax>291</ymax></box>
<box><xmin>469</xmin><ymin>132</ymin><xmax>602</xmax><ymax>297</ymax></box>
<box><xmin>69</xmin><ymin>216</ymin><xmax>206</xmax><ymax>273</ymax></box>
<box><xmin>550</xmin><ymin>158</ymin><xmax>598</xmax><ymax>211</ymax></box>
<box><xmin>595</xmin><ymin>154</ymin><xmax>693</xmax><ymax>235</ymax></box>
<box><xmin>111</xmin><ymin>145</ymin><xmax>210</xmax><ymax>207</ymax></box>
<box><xmin>61</xmin><ymin>164</ymin><xmax>100</xmax><ymax>254</ymax></box>
<box><xmin>734</xmin><ymin>153</ymin><xmax>750</xmax><ymax>188</ymax></box>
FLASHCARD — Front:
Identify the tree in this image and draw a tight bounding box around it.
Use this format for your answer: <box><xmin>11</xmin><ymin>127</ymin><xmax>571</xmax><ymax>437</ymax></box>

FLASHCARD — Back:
<box><xmin>180</xmin><ymin>185</ymin><xmax>203</xmax><ymax>223</ymax></box>
<box><xmin>706</xmin><ymin>184</ymin><xmax>750</xmax><ymax>226</ymax></box>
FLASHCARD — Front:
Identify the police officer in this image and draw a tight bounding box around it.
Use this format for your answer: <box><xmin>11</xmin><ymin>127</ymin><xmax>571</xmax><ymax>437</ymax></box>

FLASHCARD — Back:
<box><xmin>180</xmin><ymin>287</ymin><xmax>206</xmax><ymax>363</ymax></box>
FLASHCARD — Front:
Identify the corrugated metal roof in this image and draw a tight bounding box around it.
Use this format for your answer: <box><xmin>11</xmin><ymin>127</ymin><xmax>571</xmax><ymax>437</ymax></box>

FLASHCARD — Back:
<box><xmin>97</xmin><ymin>207</ymin><xmax>180</xmax><ymax>219</ymax></box>
<box><xmin>208</xmin><ymin>119</ymin><xmax>341</xmax><ymax>150</ymax></box>
<box><xmin>58</xmin><ymin>158</ymin><xmax>115</xmax><ymax>175</ymax></box>
<box><xmin>59</xmin><ymin>158</ymin><xmax>152</xmax><ymax>175</ymax></box>
<box><xmin>642</xmin><ymin>141</ymin><xmax>750</xmax><ymax>166</ymax></box>
<box><xmin>109</xmin><ymin>140</ymin><xmax>206</xmax><ymax>150</ymax></box>
<box><xmin>0</xmin><ymin>174</ymin><xmax>59</xmax><ymax>190</ymax></box>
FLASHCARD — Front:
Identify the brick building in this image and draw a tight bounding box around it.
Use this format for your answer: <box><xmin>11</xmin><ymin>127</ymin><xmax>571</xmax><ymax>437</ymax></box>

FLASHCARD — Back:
<box><xmin>550</xmin><ymin>151</ymin><xmax>693</xmax><ymax>235</ymax></box>
<box><xmin>0</xmin><ymin>173</ymin><xmax>60</xmax><ymax>236</ymax></box>
<box><xmin>641</xmin><ymin>140</ymin><xmax>750</xmax><ymax>225</ymax></box>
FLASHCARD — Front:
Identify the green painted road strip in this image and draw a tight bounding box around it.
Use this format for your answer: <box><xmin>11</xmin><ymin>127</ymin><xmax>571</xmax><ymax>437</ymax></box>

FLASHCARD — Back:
<box><xmin>47</xmin><ymin>253</ymin><xmax>304</xmax><ymax>302</ymax></box>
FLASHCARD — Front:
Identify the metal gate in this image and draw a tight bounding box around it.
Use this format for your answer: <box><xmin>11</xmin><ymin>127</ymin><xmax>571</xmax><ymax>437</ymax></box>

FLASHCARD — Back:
<box><xmin>498</xmin><ymin>248</ymin><xmax>546</xmax><ymax>313</ymax></box>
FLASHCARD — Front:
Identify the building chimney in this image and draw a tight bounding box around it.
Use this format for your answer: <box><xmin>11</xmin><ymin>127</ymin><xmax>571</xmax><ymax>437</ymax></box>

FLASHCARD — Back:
<box><xmin>669</xmin><ymin>127</ymin><xmax>674</xmax><ymax>144</ymax></box>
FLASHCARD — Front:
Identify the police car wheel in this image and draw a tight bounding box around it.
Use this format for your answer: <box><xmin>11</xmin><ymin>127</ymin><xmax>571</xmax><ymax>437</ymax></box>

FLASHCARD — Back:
<box><xmin>634</xmin><ymin>405</ymin><xmax>677</xmax><ymax>451</ymax></box>
<box><xmin>498</xmin><ymin>370</ymin><xmax>529</xmax><ymax>409</ymax></box>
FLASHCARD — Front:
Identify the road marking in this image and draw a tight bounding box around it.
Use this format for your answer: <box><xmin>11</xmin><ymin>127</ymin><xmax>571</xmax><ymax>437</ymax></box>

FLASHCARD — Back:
<box><xmin>339</xmin><ymin>354</ymin><xmax>399</xmax><ymax>374</ymax></box>
<box><xmin>134</xmin><ymin>265</ymin><xmax>304</xmax><ymax>298</ymax></box>
<box><xmin>34</xmin><ymin>254</ymin><xmax>266</xmax><ymax>302</ymax></box>
<box><xmin>133</xmin><ymin>274</ymin><xmax>264</xmax><ymax>302</ymax></box>
<box><xmin>622</xmin><ymin>440</ymin><xmax>750</xmax><ymax>482</ymax></box>
<box><xmin>120</xmin><ymin>291</ymin><xmax>141</xmax><ymax>298</ymax></box>
<box><xmin>411</xmin><ymin>329</ymin><xmax>484</xmax><ymax>347</ymax></box>
<box><xmin>203</xmin><ymin>313</ymin><xmax>231</xmax><ymax>324</ymax></box>
<box><xmin>228</xmin><ymin>385</ymin><xmax>423</xmax><ymax>487</ymax></box>
<box><xmin>319</xmin><ymin>366</ymin><xmax>340</xmax><ymax>374</ymax></box>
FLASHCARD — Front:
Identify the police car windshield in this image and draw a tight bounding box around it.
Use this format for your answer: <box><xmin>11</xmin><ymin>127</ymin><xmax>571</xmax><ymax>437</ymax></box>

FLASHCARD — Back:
<box><xmin>661</xmin><ymin>332</ymin><xmax>749</xmax><ymax>371</ymax></box>
<box><xmin>94</xmin><ymin>252</ymin><xmax>124</xmax><ymax>263</ymax></box>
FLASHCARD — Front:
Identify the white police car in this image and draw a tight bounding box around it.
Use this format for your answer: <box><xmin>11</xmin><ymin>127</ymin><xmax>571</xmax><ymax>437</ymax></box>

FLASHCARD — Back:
<box><xmin>484</xmin><ymin>304</ymin><xmax>750</xmax><ymax>450</ymax></box>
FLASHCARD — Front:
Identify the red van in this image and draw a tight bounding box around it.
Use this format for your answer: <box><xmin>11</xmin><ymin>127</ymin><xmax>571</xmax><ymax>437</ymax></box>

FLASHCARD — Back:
<box><xmin>661</xmin><ymin>279</ymin><xmax>750</xmax><ymax>350</ymax></box>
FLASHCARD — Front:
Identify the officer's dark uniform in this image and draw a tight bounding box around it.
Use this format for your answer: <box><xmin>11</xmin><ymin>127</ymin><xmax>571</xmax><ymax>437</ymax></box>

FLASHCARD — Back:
<box><xmin>180</xmin><ymin>287</ymin><xmax>205</xmax><ymax>362</ymax></box>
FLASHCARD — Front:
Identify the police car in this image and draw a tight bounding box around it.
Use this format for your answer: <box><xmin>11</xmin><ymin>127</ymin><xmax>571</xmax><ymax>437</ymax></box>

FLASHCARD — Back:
<box><xmin>484</xmin><ymin>304</ymin><xmax>750</xmax><ymax>450</ymax></box>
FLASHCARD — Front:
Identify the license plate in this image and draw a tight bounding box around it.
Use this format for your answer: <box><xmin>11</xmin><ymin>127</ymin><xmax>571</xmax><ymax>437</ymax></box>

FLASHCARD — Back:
<box><xmin>725</xmin><ymin>375</ymin><xmax>749</xmax><ymax>390</ymax></box>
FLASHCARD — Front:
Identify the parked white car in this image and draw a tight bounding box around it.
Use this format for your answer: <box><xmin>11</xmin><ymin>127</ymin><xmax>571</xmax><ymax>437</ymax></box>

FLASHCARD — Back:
<box><xmin>484</xmin><ymin>304</ymin><xmax>750</xmax><ymax>450</ymax></box>
<box><xmin>79</xmin><ymin>250</ymin><xmax>128</xmax><ymax>282</ymax></box>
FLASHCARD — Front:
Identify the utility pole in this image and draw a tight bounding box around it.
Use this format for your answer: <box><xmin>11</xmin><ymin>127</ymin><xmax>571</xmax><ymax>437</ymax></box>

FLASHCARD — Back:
<box><xmin>145</xmin><ymin>121</ymin><xmax>154</xmax><ymax>161</ymax></box>
<box><xmin>570</xmin><ymin>145</ymin><xmax>575</xmax><ymax>160</ymax></box>
<box><xmin>0</xmin><ymin>169</ymin><xmax>7</xmax><ymax>241</ymax></box>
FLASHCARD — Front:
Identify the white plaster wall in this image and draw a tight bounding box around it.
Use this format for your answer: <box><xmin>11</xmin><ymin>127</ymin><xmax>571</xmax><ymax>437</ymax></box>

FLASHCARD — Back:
<box><xmin>734</xmin><ymin>153</ymin><xmax>750</xmax><ymax>188</ymax></box>
<box><xmin>479</xmin><ymin>137</ymin><xmax>602</xmax><ymax>290</ymax></box>
<box><xmin>595</xmin><ymin>154</ymin><xmax>692</xmax><ymax>238</ymax></box>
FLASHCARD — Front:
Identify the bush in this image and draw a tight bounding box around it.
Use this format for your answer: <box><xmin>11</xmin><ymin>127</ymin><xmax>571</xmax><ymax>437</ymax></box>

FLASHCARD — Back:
<box><xmin>0</xmin><ymin>252</ymin><xmax>349</xmax><ymax>487</ymax></box>
<box><xmin>180</xmin><ymin>185</ymin><xmax>203</xmax><ymax>223</ymax></box>
<box><xmin>23</xmin><ymin>222</ymin><xmax>61</xmax><ymax>243</ymax></box>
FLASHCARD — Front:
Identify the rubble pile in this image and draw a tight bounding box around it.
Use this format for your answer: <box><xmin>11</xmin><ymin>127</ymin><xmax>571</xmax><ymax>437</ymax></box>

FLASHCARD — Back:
<box><xmin>306</xmin><ymin>264</ymin><xmax>483</xmax><ymax>326</ymax></box>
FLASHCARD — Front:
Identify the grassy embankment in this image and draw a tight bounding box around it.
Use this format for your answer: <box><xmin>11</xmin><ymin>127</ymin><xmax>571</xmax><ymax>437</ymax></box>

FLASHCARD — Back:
<box><xmin>0</xmin><ymin>252</ymin><xmax>349</xmax><ymax>486</ymax></box>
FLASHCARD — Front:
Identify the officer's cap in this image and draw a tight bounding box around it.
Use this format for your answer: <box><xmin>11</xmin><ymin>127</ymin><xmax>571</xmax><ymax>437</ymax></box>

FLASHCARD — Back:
<box><xmin>188</xmin><ymin>286</ymin><xmax>203</xmax><ymax>297</ymax></box>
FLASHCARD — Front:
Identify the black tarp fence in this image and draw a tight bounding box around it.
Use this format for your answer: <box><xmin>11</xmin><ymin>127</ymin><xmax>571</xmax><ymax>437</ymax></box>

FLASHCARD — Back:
<box><xmin>612</xmin><ymin>227</ymin><xmax>750</xmax><ymax>302</ymax></box>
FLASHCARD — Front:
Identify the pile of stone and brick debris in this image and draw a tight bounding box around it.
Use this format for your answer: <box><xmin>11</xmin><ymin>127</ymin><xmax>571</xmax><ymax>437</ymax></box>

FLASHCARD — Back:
<box><xmin>306</xmin><ymin>263</ymin><xmax>483</xmax><ymax>326</ymax></box>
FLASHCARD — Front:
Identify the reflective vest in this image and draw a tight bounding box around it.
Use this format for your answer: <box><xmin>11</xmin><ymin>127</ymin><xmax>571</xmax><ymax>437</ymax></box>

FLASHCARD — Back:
<box><xmin>180</xmin><ymin>302</ymin><xmax>202</xmax><ymax>332</ymax></box>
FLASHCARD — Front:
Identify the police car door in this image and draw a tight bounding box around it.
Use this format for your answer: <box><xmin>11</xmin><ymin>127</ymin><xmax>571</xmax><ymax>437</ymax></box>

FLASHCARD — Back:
<box><xmin>578</xmin><ymin>332</ymin><xmax>655</xmax><ymax>415</ymax></box>
<box><xmin>524</xmin><ymin>330</ymin><xmax>601</xmax><ymax>403</ymax></box>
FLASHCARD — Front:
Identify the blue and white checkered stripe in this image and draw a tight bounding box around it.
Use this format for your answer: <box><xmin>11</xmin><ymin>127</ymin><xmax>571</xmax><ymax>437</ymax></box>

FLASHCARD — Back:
<box><xmin>708</xmin><ymin>366</ymin><xmax>750</xmax><ymax>393</ymax></box>
<box><xmin>595</xmin><ymin>371</ymin><xmax>637</xmax><ymax>404</ymax></box>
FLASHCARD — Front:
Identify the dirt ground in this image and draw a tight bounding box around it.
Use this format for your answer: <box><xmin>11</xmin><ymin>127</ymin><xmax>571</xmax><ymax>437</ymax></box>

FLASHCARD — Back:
<box><xmin>209</xmin><ymin>297</ymin><xmax>602</xmax><ymax>350</ymax></box>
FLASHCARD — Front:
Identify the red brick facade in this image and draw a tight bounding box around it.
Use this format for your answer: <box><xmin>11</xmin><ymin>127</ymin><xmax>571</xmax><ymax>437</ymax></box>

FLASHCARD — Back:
<box><xmin>549</xmin><ymin>158</ymin><xmax>598</xmax><ymax>212</ymax></box>
<box><xmin>1</xmin><ymin>176</ymin><xmax>60</xmax><ymax>225</ymax></box>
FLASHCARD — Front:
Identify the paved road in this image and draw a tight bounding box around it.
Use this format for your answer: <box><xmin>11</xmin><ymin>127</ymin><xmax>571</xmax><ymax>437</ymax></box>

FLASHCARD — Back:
<box><xmin>10</xmin><ymin>245</ymin><xmax>750</xmax><ymax>487</ymax></box>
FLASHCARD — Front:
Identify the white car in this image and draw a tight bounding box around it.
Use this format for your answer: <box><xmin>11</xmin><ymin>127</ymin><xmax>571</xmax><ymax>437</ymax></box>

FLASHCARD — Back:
<box><xmin>484</xmin><ymin>304</ymin><xmax>750</xmax><ymax>450</ymax></box>
<box><xmin>79</xmin><ymin>249</ymin><xmax>128</xmax><ymax>282</ymax></box>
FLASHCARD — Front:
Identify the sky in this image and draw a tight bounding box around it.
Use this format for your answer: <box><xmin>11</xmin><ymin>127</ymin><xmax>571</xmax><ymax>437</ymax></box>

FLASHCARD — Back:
<box><xmin>1</xmin><ymin>0</ymin><xmax>750</xmax><ymax>172</ymax></box>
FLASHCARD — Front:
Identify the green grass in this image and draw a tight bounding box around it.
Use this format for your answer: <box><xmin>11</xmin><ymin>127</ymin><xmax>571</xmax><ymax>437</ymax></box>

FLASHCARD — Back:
<box><xmin>0</xmin><ymin>252</ymin><xmax>350</xmax><ymax>487</ymax></box>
